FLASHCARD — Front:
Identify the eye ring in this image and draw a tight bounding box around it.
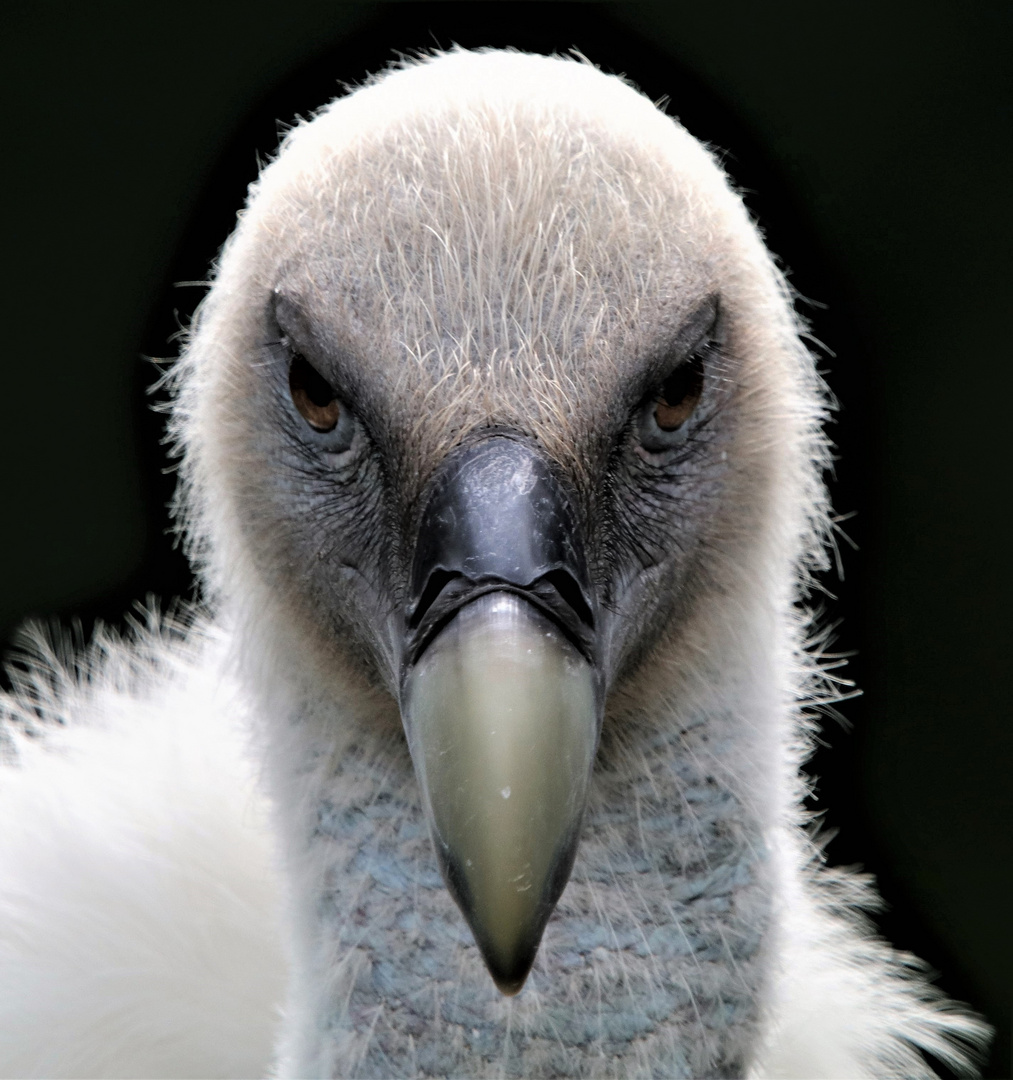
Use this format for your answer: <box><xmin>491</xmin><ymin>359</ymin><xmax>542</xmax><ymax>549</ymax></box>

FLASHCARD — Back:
<box><xmin>286</xmin><ymin>350</ymin><xmax>356</xmax><ymax>452</ymax></box>
<box><xmin>638</xmin><ymin>350</ymin><xmax>707</xmax><ymax>453</ymax></box>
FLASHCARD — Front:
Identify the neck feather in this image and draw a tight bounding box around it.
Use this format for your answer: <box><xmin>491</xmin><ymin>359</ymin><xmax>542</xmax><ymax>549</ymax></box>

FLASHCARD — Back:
<box><xmin>248</xmin><ymin>615</ymin><xmax>788</xmax><ymax>1079</ymax></box>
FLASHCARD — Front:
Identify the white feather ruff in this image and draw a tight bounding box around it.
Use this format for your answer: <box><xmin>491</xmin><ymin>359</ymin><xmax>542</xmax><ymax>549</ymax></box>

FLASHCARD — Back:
<box><xmin>0</xmin><ymin>613</ymin><xmax>286</xmax><ymax>1078</ymax></box>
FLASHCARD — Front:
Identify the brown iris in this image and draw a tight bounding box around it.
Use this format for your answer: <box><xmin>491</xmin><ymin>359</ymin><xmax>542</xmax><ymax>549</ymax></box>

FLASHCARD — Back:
<box><xmin>654</xmin><ymin>355</ymin><xmax>704</xmax><ymax>432</ymax></box>
<box><xmin>289</xmin><ymin>353</ymin><xmax>340</xmax><ymax>432</ymax></box>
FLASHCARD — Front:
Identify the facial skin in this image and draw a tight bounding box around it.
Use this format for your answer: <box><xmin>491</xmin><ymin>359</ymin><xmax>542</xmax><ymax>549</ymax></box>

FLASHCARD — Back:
<box><xmin>254</xmin><ymin>285</ymin><xmax>733</xmax><ymax>695</ymax></box>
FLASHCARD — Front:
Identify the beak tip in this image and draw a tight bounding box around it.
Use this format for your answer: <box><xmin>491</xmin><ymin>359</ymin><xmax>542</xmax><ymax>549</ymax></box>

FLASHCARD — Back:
<box><xmin>475</xmin><ymin>929</ymin><xmax>540</xmax><ymax>997</ymax></box>
<box><xmin>492</xmin><ymin>971</ymin><xmax>531</xmax><ymax>997</ymax></box>
<box><xmin>445</xmin><ymin>854</ymin><xmax>545</xmax><ymax>996</ymax></box>
<box><xmin>442</xmin><ymin>825</ymin><xmax>583</xmax><ymax>998</ymax></box>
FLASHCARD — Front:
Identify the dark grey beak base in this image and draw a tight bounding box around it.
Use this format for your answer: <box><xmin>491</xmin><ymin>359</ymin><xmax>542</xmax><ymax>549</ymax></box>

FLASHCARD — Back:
<box><xmin>399</xmin><ymin>436</ymin><xmax>603</xmax><ymax>994</ymax></box>
<box><xmin>405</xmin><ymin>435</ymin><xmax>597</xmax><ymax>668</ymax></box>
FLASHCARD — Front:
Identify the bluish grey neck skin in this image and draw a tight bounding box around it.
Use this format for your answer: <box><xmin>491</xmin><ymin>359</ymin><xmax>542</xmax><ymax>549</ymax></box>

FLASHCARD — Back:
<box><xmin>269</xmin><ymin>692</ymin><xmax>773</xmax><ymax>1080</ymax></box>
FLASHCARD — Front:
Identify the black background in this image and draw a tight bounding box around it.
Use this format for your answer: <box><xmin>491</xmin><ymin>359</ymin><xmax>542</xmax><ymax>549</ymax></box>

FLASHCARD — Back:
<box><xmin>3</xmin><ymin>3</ymin><xmax>1010</xmax><ymax>1074</ymax></box>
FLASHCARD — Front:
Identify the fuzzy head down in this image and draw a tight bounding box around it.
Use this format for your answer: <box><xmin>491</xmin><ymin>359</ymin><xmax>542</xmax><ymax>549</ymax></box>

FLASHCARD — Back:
<box><xmin>173</xmin><ymin>48</ymin><xmax>831</xmax><ymax>705</ymax></box>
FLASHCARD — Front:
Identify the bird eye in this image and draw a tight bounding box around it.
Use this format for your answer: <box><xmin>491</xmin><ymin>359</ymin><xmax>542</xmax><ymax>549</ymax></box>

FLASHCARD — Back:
<box><xmin>655</xmin><ymin>358</ymin><xmax>704</xmax><ymax>431</ymax></box>
<box><xmin>638</xmin><ymin>351</ymin><xmax>706</xmax><ymax>452</ymax></box>
<box><xmin>289</xmin><ymin>353</ymin><xmax>340</xmax><ymax>432</ymax></box>
<box><xmin>286</xmin><ymin>351</ymin><xmax>357</xmax><ymax>452</ymax></box>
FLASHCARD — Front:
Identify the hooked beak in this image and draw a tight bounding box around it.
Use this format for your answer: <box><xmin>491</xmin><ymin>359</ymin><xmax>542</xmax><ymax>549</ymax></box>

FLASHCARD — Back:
<box><xmin>399</xmin><ymin>437</ymin><xmax>603</xmax><ymax>994</ymax></box>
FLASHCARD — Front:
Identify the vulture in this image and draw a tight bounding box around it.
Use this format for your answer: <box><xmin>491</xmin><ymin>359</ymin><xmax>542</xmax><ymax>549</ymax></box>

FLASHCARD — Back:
<box><xmin>0</xmin><ymin>49</ymin><xmax>990</xmax><ymax>1079</ymax></box>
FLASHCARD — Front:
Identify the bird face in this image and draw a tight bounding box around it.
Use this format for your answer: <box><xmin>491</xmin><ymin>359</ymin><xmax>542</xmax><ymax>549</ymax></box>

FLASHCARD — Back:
<box><xmin>184</xmin><ymin>52</ymin><xmax>811</xmax><ymax>997</ymax></box>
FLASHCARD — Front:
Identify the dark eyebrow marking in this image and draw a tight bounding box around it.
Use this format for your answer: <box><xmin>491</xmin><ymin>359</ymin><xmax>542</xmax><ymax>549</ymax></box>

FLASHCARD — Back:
<box><xmin>635</xmin><ymin>294</ymin><xmax>721</xmax><ymax>397</ymax></box>
<box><xmin>270</xmin><ymin>290</ymin><xmax>373</xmax><ymax>411</ymax></box>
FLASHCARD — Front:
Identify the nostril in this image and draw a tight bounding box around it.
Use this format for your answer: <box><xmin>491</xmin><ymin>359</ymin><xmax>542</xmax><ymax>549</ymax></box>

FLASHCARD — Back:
<box><xmin>537</xmin><ymin>569</ymin><xmax>594</xmax><ymax>630</ymax></box>
<box><xmin>409</xmin><ymin>568</ymin><xmax>461</xmax><ymax>630</ymax></box>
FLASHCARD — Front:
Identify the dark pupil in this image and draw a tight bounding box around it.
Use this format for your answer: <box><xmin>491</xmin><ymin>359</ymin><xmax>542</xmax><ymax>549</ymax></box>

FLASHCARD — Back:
<box><xmin>655</xmin><ymin>354</ymin><xmax>704</xmax><ymax>432</ymax></box>
<box><xmin>661</xmin><ymin>357</ymin><xmax>700</xmax><ymax>407</ymax></box>
<box><xmin>290</xmin><ymin>354</ymin><xmax>334</xmax><ymax>407</ymax></box>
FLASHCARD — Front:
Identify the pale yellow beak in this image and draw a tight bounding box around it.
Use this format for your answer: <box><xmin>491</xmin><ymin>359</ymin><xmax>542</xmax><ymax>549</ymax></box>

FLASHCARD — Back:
<box><xmin>401</xmin><ymin>591</ymin><xmax>599</xmax><ymax>994</ymax></box>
